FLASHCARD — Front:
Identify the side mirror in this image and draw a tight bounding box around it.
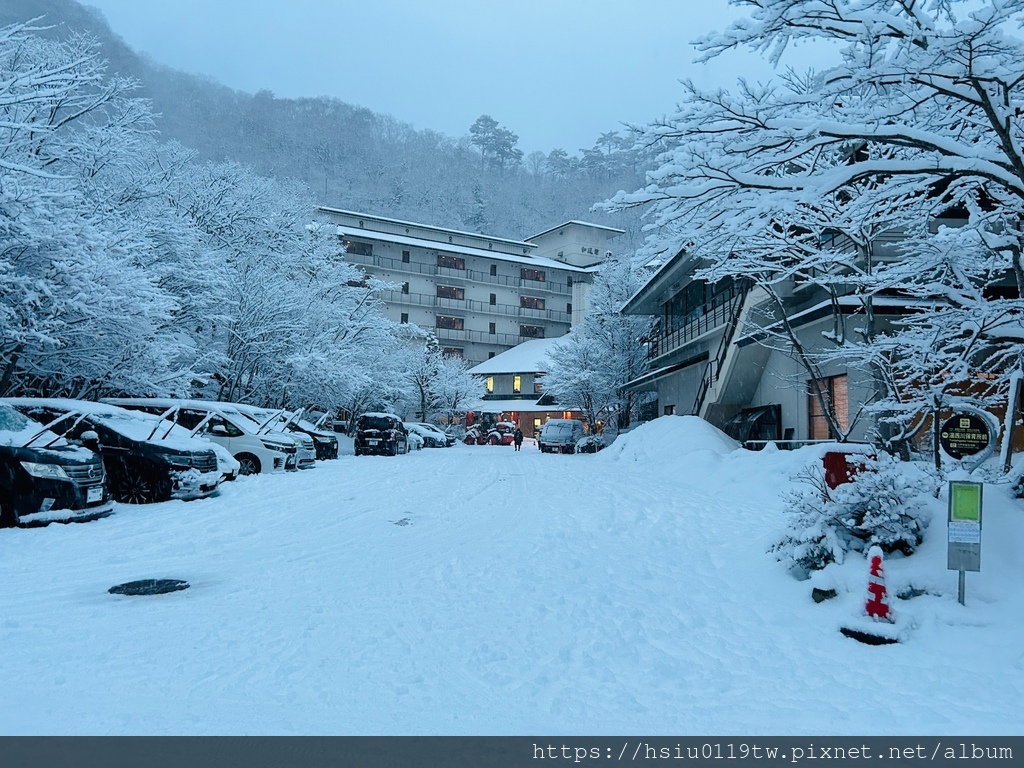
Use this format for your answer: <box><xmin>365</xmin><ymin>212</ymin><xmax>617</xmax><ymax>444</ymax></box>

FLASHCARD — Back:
<box><xmin>80</xmin><ymin>430</ymin><xmax>101</xmax><ymax>449</ymax></box>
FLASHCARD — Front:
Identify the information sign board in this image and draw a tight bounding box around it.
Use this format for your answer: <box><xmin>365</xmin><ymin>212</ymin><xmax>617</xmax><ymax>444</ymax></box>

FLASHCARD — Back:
<box><xmin>940</xmin><ymin>414</ymin><xmax>991</xmax><ymax>460</ymax></box>
<box><xmin>947</xmin><ymin>481</ymin><xmax>982</xmax><ymax>574</ymax></box>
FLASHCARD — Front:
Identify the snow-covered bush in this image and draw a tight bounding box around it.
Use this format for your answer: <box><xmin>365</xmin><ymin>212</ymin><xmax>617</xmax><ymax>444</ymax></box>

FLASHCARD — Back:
<box><xmin>773</xmin><ymin>454</ymin><xmax>932</xmax><ymax>577</ymax></box>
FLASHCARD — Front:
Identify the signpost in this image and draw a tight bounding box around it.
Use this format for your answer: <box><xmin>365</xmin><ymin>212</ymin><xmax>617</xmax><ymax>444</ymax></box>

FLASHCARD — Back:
<box><xmin>947</xmin><ymin>481</ymin><xmax>983</xmax><ymax>606</ymax></box>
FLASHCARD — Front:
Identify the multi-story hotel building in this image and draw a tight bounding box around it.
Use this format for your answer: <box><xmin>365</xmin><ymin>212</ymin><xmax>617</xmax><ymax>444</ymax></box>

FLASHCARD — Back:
<box><xmin>315</xmin><ymin>208</ymin><xmax>624</xmax><ymax>366</ymax></box>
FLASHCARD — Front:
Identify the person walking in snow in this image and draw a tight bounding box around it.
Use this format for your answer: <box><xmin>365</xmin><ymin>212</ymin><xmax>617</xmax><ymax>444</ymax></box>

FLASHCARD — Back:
<box><xmin>513</xmin><ymin>427</ymin><xmax>524</xmax><ymax>451</ymax></box>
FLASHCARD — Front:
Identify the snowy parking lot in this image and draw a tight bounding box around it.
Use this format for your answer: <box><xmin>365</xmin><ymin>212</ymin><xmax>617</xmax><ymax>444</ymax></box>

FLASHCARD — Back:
<box><xmin>1</xmin><ymin>417</ymin><xmax>1022</xmax><ymax>735</ymax></box>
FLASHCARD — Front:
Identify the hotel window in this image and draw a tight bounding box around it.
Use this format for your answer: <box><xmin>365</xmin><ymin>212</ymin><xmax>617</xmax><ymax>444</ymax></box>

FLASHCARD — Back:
<box><xmin>342</xmin><ymin>240</ymin><xmax>373</xmax><ymax>257</ymax></box>
<box><xmin>808</xmin><ymin>374</ymin><xmax>849</xmax><ymax>440</ymax></box>
<box><xmin>436</xmin><ymin>315</ymin><xmax>464</xmax><ymax>330</ymax></box>
<box><xmin>488</xmin><ymin>352</ymin><xmax>495</xmax><ymax>359</ymax></box>
<box><xmin>566</xmin><ymin>302</ymin><xmax>572</xmax><ymax>314</ymax></box>
<box><xmin>400</xmin><ymin>313</ymin><xmax>408</xmax><ymax>324</ymax></box>
<box><xmin>401</xmin><ymin>250</ymin><xmax>410</xmax><ymax>263</ymax></box>
<box><xmin>534</xmin><ymin>382</ymin><xmax>544</xmax><ymax>394</ymax></box>
<box><xmin>513</xmin><ymin>375</ymin><xmax>521</xmax><ymax>393</ymax></box>
<box><xmin>489</xmin><ymin>293</ymin><xmax>497</xmax><ymax>305</ymax></box>
<box><xmin>443</xmin><ymin>347</ymin><xmax>463</xmax><ymax>358</ymax></box>
<box><xmin>521</xmin><ymin>268</ymin><xmax>546</xmax><ymax>282</ymax></box>
<box><xmin>490</xmin><ymin>264</ymin><xmax>497</xmax><ymax>276</ymax></box>
<box><xmin>401</xmin><ymin>282</ymin><xmax>409</xmax><ymax>294</ymax></box>
<box><xmin>436</xmin><ymin>285</ymin><xmax>465</xmax><ymax>300</ymax></box>
<box><xmin>437</xmin><ymin>254</ymin><xmax>465</xmax><ymax>270</ymax></box>
<box><xmin>664</xmin><ymin>405</ymin><xmax>676</xmax><ymax>416</ymax></box>
<box><xmin>489</xmin><ymin>322</ymin><xmax>496</xmax><ymax>334</ymax></box>
<box><xmin>520</xmin><ymin>296</ymin><xmax>545</xmax><ymax>310</ymax></box>
<box><xmin>486</xmin><ymin>377</ymin><xmax>494</xmax><ymax>393</ymax></box>
<box><xmin>567</xmin><ymin>276</ymin><xmax>573</xmax><ymax>287</ymax></box>
<box><xmin>520</xmin><ymin>324</ymin><xmax>545</xmax><ymax>339</ymax></box>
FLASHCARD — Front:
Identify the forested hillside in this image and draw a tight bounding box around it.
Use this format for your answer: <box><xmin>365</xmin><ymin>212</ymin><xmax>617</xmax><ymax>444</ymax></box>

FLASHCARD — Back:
<box><xmin>2</xmin><ymin>0</ymin><xmax>651</xmax><ymax>248</ymax></box>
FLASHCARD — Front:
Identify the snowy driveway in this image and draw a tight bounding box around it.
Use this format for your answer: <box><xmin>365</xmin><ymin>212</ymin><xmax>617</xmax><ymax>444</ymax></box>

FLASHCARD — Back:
<box><xmin>1</xmin><ymin>423</ymin><xmax>1022</xmax><ymax>734</ymax></box>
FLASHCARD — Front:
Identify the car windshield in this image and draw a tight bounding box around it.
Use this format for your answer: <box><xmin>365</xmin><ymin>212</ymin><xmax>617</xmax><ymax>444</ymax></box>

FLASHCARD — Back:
<box><xmin>359</xmin><ymin>416</ymin><xmax>392</xmax><ymax>431</ymax></box>
<box><xmin>0</xmin><ymin>403</ymin><xmax>30</xmax><ymax>433</ymax></box>
<box><xmin>544</xmin><ymin>424</ymin><xmax>572</xmax><ymax>437</ymax></box>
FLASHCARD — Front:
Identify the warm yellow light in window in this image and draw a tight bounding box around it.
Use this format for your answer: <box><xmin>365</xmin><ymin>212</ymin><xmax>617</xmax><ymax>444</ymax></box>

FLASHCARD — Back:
<box><xmin>486</xmin><ymin>377</ymin><xmax>493</xmax><ymax>393</ymax></box>
<box><xmin>513</xmin><ymin>375</ymin><xmax>521</xmax><ymax>393</ymax></box>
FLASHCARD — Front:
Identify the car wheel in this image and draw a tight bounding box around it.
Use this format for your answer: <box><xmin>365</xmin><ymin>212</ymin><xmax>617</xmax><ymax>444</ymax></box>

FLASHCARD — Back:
<box><xmin>236</xmin><ymin>453</ymin><xmax>261</xmax><ymax>476</ymax></box>
<box><xmin>354</xmin><ymin>447</ymin><xmax>361</xmax><ymax>456</ymax></box>
<box><xmin>387</xmin><ymin>442</ymin><xmax>398</xmax><ymax>457</ymax></box>
<box><xmin>113</xmin><ymin>466</ymin><xmax>169</xmax><ymax>504</ymax></box>
<box><xmin>0</xmin><ymin>493</ymin><xmax>19</xmax><ymax>528</ymax></box>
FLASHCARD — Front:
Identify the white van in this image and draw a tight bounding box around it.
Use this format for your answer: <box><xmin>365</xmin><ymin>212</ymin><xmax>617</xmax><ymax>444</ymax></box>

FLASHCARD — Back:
<box><xmin>101</xmin><ymin>398</ymin><xmax>297</xmax><ymax>476</ymax></box>
<box><xmin>538</xmin><ymin>419</ymin><xmax>586</xmax><ymax>454</ymax></box>
<box><xmin>228</xmin><ymin>404</ymin><xmax>317</xmax><ymax>470</ymax></box>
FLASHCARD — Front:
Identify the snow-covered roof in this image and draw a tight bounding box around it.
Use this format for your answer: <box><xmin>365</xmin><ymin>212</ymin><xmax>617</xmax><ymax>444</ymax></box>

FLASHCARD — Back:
<box><xmin>467</xmin><ymin>337</ymin><xmax>568</xmax><ymax>375</ymax></box>
<box><xmin>527</xmin><ymin>220</ymin><xmax>626</xmax><ymax>241</ymax></box>
<box><xmin>466</xmin><ymin>398</ymin><xmax>570</xmax><ymax>414</ymax></box>
<box><xmin>335</xmin><ymin>227</ymin><xmax>591</xmax><ymax>273</ymax></box>
<box><xmin>318</xmin><ymin>206</ymin><xmax>532</xmax><ymax>250</ymax></box>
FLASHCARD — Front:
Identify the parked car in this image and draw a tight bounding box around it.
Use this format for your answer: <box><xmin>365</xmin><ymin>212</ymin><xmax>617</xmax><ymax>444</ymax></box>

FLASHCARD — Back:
<box><xmin>286</xmin><ymin>412</ymin><xmax>340</xmax><ymax>460</ymax></box>
<box><xmin>407</xmin><ymin>423</ymin><xmax>446</xmax><ymax>448</ymax></box>
<box><xmin>538</xmin><ymin>419</ymin><xmax>586</xmax><ymax>454</ymax></box>
<box><xmin>5</xmin><ymin>399</ymin><xmax>222</xmax><ymax>504</ymax></box>
<box><xmin>0</xmin><ymin>403</ymin><xmax>113</xmax><ymax>527</ymax></box>
<box><xmin>576</xmin><ymin>434</ymin><xmax>607</xmax><ymax>454</ymax></box>
<box><xmin>228</xmin><ymin>404</ymin><xmax>319</xmax><ymax>469</ymax></box>
<box><xmin>416</xmin><ymin>423</ymin><xmax>456</xmax><ymax>447</ymax></box>
<box><xmin>101</xmin><ymin>398</ymin><xmax>297</xmax><ymax>476</ymax></box>
<box><xmin>354</xmin><ymin>413</ymin><xmax>409</xmax><ymax>456</ymax></box>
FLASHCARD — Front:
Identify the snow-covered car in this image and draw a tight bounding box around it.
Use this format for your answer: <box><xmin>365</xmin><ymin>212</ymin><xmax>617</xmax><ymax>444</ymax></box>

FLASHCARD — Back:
<box><xmin>539</xmin><ymin>419</ymin><xmax>586</xmax><ymax>454</ymax></box>
<box><xmin>5</xmin><ymin>398</ymin><xmax>222</xmax><ymax>504</ymax></box>
<box><xmin>354</xmin><ymin>413</ymin><xmax>409</xmax><ymax>456</ymax></box>
<box><xmin>0</xmin><ymin>403</ymin><xmax>113</xmax><ymax>527</ymax></box>
<box><xmin>407</xmin><ymin>423</ymin><xmax>446</xmax><ymax>448</ymax></box>
<box><xmin>417</xmin><ymin>423</ymin><xmax>456</xmax><ymax>447</ymax></box>
<box><xmin>575</xmin><ymin>434</ymin><xmax>607</xmax><ymax>454</ymax></box>
<box><xmin>101</xmin><ymin>398</ymin><xmax>297</xmax><ymax>476</ymax></box>
<box><xmin>228</xmin><ymin>404</ymin><xmax>318</xmax><ymax>470</ymax></box>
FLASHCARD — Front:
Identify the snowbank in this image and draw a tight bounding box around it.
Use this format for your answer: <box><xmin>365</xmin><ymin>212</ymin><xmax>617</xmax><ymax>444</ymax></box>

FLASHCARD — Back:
<box><xmin>600</xmin><ymin>415</ymin><xmax>739</xmax><ymax>463</ymax></box>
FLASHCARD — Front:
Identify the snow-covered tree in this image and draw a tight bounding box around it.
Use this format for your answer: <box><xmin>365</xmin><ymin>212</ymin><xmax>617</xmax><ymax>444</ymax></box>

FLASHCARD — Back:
<box><xmin>773</xmin><ymin>454</ymin><xmax>932</xmax><ymax>577</ymax></box>
<box><xmin>541</xmin><ymin>254</ymin><xmax>651</xmax><ymax>432</ymax></box>
<box><xmin>0</xmin><ymin>22</ymin><xmax>191</xmax><ymax>397</ymax></box>
<box><xmin>431</xmin><ymin>352</ymin><xmax>485</xmax><ymax>427</ymax></box>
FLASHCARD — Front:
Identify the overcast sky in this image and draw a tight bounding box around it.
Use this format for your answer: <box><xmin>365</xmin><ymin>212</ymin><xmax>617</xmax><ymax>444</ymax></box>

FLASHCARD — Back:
<box><xmin>82</xmin><ymin>0</ymin><xmax>782</xmax><ymax>155</ymax></box>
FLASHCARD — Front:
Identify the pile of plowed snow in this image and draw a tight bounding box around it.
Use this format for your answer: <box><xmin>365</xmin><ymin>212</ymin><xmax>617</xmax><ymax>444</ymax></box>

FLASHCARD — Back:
<box><xmin>600</xmin><ymin>415</ymin><xmax>739</xmax><ymax>463</ymax></box>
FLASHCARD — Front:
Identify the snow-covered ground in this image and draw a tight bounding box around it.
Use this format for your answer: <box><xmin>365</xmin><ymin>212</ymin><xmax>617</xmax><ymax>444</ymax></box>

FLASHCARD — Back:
<box><xmin>1</xmin><ymin>416</ymin><xmax>1021</xmax><ymax>735</ymax></box>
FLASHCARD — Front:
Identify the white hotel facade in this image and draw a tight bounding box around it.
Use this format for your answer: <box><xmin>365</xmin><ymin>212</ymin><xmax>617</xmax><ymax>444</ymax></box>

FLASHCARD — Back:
<box><xmin>316</xmin><ymin>208</ymin><xmax>624</xmax><ymax>366</ymax></box>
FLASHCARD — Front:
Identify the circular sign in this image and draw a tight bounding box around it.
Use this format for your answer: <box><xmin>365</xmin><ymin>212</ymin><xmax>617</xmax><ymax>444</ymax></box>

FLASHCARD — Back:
<box><xmin>939</xmin><ymin>413</ymin><xmax>991</xmax><ymax>459</ymax></box>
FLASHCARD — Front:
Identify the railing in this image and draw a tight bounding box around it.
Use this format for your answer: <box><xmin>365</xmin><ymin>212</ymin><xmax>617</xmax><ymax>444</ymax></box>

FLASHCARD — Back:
<box><xmin>518</xmin><ymin>306</ymin><xmax>571</xmax><ymax>323</ymax></box>
<box><xmin>434</xmin><ymin>327</ymin><xmax>520</xmax><ymax>345</ymax></box>
<box><xmin>649</xmin><ymin>296</ymin><xmax>736</xmax><ymax>362</ymax></box>
<box><xmin>469</xmin><ymin>299</ymin><xmax>519</xmax><ymax>317</ymax></box>
<box><xmin>521</xmin><ymin>277</ymin><xmax>571</xmax><ymax>296</ymax></box>
<box><xmin>691</xmin><ymin>283</ymin><xmax>751</xmax><ymax>416</ymax></box>
<box><xmin>382</xmin><ymin>290</ymin><xmax>435</xmax><ymax>307</ymax></box>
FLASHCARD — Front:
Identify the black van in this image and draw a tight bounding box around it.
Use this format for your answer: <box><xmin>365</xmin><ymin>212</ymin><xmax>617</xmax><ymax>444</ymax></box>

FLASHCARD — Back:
<box><xmin>354</xmin><ymin>413</ymin><xmax>409</xmax><ymax>456</ymax></box>
<box><xmin>0</xmin><ymin>403</ymin><xmax>112</xmax><ymax>528</ymax></box>
<box><xmin>4</xmin><ymin>399</ymin><xmax>221</xmax><ymax>504</ymax></box>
